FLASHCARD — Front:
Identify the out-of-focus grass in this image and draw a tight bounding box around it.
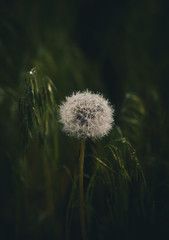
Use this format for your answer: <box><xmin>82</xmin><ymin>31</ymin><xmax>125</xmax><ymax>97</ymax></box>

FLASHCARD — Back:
<box><xmin>0</xmin><ymin>1</ymin><xmax>169</xmax><ymax>239</ymax></box>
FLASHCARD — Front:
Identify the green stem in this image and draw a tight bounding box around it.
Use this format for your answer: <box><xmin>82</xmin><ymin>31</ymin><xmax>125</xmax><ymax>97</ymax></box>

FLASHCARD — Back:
<box><xmin>79</xmin><ymin>141</ymin><xmax>87</xmax><ymax>240</ymax></box>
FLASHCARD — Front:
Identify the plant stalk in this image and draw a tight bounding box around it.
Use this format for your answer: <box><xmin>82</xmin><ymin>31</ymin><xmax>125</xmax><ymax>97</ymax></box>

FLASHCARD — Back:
<box><xmin>79</xmin><ymin>141</ymin><xmax>87</xmax><ymax>240</ymax></box>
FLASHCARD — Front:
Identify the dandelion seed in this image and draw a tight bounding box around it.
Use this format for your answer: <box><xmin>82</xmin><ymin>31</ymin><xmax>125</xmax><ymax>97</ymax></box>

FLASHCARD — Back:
<box><xmin>59</xmin><ymin>90</ymin><xmax>114</xmax><ymax>139</ymax></box>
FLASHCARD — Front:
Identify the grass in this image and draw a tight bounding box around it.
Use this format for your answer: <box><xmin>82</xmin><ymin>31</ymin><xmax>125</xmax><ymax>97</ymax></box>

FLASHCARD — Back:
<box><xmin>0</xmin><ymin>1</ymin><xmax>169</xmax><ymax>239</ymax></box>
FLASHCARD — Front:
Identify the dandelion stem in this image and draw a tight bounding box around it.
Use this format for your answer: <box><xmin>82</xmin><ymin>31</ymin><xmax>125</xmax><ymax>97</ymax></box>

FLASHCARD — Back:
<box><xmin>79</xmin><ymin>141</ymin><xmax>87</xmax><ymax>240</ymax></box>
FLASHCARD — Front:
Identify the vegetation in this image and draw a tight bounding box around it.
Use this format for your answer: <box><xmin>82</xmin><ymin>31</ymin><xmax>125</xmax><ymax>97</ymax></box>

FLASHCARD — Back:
<box><xmin>0</xmin><ymin>1</ymin><xmax>169</xmax><ymax>239</ymax></box>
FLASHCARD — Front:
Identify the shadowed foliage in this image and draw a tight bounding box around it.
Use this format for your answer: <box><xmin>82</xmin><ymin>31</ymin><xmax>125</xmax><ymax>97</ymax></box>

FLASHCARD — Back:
<box><xmin>0</xmin><ymin>0</ymin><xmax>169</xmax><ymax>240</ymax></box>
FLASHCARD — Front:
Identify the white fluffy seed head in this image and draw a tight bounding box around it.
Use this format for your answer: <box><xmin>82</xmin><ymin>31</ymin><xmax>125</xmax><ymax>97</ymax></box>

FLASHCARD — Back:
<box><xmin>58</xmin><ymin>90</ymin><xmax>114</xmax><ymax>139</ymax></box>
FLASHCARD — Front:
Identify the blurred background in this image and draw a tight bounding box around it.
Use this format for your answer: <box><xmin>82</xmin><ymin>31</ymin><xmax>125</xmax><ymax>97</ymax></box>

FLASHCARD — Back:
<box><xmin>0</xmin><ymin>0</ymin><xmax>169</xmax><ymax>239</ymax></box>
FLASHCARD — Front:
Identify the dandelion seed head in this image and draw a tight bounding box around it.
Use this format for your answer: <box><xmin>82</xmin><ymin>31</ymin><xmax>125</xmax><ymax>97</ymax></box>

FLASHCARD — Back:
<box><xmin>59</xmin><ymin>90</ymin><xmax>114</xmax><ymax>139</ymax></box>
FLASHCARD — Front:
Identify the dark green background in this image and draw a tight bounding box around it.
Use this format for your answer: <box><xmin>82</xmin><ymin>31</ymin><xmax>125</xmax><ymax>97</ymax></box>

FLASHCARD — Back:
<box><xmin>0</xmin><ymin>0</ymin><xmax>169</xmax><ymax>239</ymax></box>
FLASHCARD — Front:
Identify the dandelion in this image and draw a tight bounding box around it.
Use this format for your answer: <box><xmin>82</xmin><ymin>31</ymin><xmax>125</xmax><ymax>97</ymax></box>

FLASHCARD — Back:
<box><xmin>59</xmin><ymin>90</ymin><xmax>114</xmax><ymax>240</ymax></box>
<box><xmin>59</xmin><ymin>90</ymin><xmax>114</xmax><ymax>139</ymax></box>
